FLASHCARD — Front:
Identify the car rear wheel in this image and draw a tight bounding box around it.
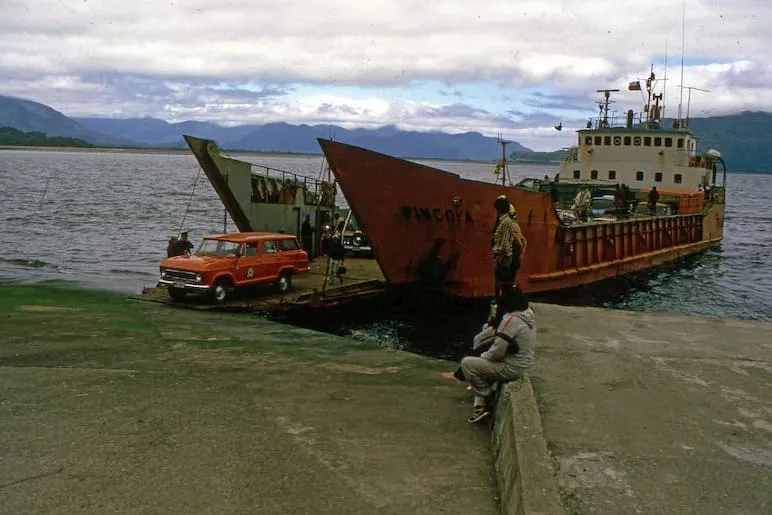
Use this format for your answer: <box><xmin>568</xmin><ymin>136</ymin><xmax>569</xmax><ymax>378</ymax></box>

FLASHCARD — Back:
<box><xmin>168</xmin><ymin>288</ymin><xmax>186</xmax><ymax>302</ymax></box>
<box><xmin>276</xmin><ymin>271</ymin><xmax>292</xmax><ymax>293</ymax></box>
<box><xmin>213</xmin><ymin>278</ymin><xmax>233</xmax><ymax>304</ymax></box>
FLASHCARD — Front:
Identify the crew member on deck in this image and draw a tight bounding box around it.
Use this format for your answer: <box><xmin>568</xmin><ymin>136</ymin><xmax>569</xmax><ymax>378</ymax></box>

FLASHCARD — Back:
<box><xmin>648</xmin><ymin>186</ymin><xmax>660</xmax><ymax>216</ymax></box>
<box><xmin>573</xmin><ymin>185</ymin><xmax>592</xmax><ymax>222</ymax></box>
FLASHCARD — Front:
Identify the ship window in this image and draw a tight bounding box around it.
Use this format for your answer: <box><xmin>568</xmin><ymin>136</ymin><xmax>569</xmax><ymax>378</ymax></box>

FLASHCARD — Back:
<box><xmin>624</xmin><ymin>136</ymin><xmax>631</xmax><ymax>146</ymax></box>
<box><xmin>585</xmin><ymin>136</ymin><xmax>592</xmax><ymax>145</ymax></box>
<box><xmin>613</xmin><ymin>136</ymin><xmax>621</xmax><ymax>145</ymax></box>
<box><xmin>636</xmin><ymin>171</ymin><xmax>644</xmax><ymax>181</ymax></box>
<box><xmin>674</xmin><ymin>173</ymin><xmax>683</xmax><ymax>184</ymax></box>
<box><xmin>677</xmin><ymin>138</ymin><xmax>684</xmax><ymax>148</ymax></box>
<box><xmin>665</xmin><ymin>137</ymin><xmax>673</xmax><ymax>147</ymax></box>
<box><xmin>594</xmin><ymin>136</ymin><xmax>602</xmax><ymax>145</ymax></box>
<box><xmin>604</xmin><ymin>136</ymin><xmax>612</xmax><ymax>145</ymax></box>
<box><xmin>608</xmin><ymin>170</ymin><xmax>617</xmax><ymax>180</ymax></box>
<box><xmin>633</xmin><ymin>136</ymin><xmax>642</xmax><ymax>146</ymax></box>
<box><xmin>644</xmin><ymin>136</ymin><xmax>652</xmax><ymax>146</ymax></box>
<box><xmin>654</xmin><ymin>172</ymin><xmax>663</xmax><ymax>182</ymax></box>
<box><xmin>591</xmin><ymin>169</ymin><xmax>598</xmax><ymax>179</ymax></box>
<box><xmin>573</xmin><ymin>170</ymin><xmax>581</xmax><ymax>179</ymax></box>
<box><xmin>654</xmin><ymin>137</ymin><xmax>662</xmax><ymax>146</ymax></box>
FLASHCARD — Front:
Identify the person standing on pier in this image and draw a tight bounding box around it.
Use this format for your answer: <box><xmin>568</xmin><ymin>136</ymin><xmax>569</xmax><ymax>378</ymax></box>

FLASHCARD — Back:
<box><xmin>301</xmin><ymin>214</ymin><xmax>315</xmax><ymax>260</ymax></box>
<box><xmin>166</xmin><ymin>236</ymin><xmax>180</xmax><ymax>257</ymax></box>
<box><xmin>492</xmin><ymin>196</ymin><xmax>517</xmax><ymax>296</ymax></box>
<box><xmin>179</xmin><ymin>231</ymin><xmax>194</xmax><ymax>255</ymax></box>
<box><xmin>321</xmin><ymin>226</ymin><xmax>346</xmax><ymax>289</ymax></box>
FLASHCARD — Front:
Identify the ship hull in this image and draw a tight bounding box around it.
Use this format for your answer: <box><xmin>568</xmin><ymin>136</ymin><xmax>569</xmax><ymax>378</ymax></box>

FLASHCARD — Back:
<box><xmin>318</xmin><ymin>139</ymin><xmax>726</xmax><ymax>299</ymax></box>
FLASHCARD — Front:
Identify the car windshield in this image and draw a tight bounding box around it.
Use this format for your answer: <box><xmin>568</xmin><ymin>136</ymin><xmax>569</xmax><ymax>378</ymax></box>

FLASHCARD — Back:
<box><xmin>346</xmin><ymin>214</ymin><xmax>361</xmax><ymax>232</ymax></box>
<box><xmin>195</xmin><ymin>239</ymin><xmax>241</xmax><ymax>257</ymax></box>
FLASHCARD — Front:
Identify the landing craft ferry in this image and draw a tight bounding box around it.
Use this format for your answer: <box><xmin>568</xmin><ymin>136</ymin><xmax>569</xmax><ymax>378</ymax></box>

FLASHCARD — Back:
<box><xmin>316</xmin><ymin>70</ymin><xmax>727</xmax><ymax>298</ymax></box>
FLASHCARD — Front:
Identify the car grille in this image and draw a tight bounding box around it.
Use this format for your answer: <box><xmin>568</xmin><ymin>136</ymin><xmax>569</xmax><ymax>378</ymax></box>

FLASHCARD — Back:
<box><xmin>165</xmin><ymin>269</ymin><xmax>197</xmax><ymax>281</ymax></box>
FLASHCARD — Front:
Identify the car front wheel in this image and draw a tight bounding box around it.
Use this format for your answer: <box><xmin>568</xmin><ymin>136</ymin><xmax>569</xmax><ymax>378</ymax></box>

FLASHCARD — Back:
<box><xmin>276</xmin><ymin>272</ymin><xmax>292</xmax><ymax>293</ymax></box>
<box><xmin>213</xmin><ymin>278</ymin><xmax>233</xmax><ymax>304</ymax></box>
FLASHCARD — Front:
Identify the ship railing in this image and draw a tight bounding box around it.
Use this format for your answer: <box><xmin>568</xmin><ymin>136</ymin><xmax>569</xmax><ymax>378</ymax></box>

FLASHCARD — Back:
<box><xmin>249</xmin><ymin>168</ymin><xmax>337</xmax><ymax>207</ymax></box>
<box><xmin>557</xmin><ymin>213</ymin><xmax>706</xmax><ymax>271</ymax></box>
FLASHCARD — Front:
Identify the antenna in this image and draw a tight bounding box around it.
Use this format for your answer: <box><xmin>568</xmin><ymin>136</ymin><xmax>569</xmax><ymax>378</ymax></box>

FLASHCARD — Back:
<box><xmin>663</xmin><ymin>38</ymin><xmax>668</xmax><ymax>121</ymax></box>
<box><xmin>496</xmin><ymin>133</ymin><xmax>511</xmax><ymax>187</ymax></box>
<box><xmin>676</xmin><ymin>85</ymin><xmax>710</xmax><ymax>127</ymax></box>
<box><xmin>595</xmin><ymin>89</ymin><xmax>619</xmax><ymax>127</ymax></box>
<box><xmin>677</xmin><ymin>0</ymin><xmax>686</xmax><ymax>121</ymax></box>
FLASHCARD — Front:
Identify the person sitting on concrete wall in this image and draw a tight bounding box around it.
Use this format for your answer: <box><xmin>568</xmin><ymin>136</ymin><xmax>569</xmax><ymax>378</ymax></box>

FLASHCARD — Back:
<box><xmin>461</xmin><ymin>283</ymin><xmax>536</xmax><ymax>424</ymax></box>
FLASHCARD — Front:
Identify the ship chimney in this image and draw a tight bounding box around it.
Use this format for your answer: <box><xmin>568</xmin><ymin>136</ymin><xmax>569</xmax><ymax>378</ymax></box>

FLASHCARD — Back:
<box><xmin>626</xmin><ymin>109</ymin><xmax>634</xmax><ymax>128</ymax></box>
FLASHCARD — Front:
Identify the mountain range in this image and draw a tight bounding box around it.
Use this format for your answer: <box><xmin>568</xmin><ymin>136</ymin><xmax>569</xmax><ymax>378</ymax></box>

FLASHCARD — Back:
<box><xmin>0</xmin><ymin>95</ymin><xmax>529</xmax><ymax>160</ymax></box>
<box><xmin>1</xmin><ymin>94</ymin><xmax>771</xmax><ymax>170</ymax></box>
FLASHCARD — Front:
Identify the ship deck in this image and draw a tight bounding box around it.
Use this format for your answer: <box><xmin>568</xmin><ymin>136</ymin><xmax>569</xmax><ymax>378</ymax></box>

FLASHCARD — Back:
<box><xmin>134</xmin><ymin>257</ymin><xmax>386</xmax><ymax>313</ymax></box>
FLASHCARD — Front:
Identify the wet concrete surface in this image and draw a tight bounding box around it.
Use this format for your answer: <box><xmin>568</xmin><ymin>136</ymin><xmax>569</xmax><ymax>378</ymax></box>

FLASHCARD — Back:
<box><xmin>0</xmin><ymin>284</ymin><xmax>498</xmax><ymax>515</ymax></box>
<box><xmin>532</xmin><ymin>303</ymin><xmax>772</xmax><ymax>515</ymax></box>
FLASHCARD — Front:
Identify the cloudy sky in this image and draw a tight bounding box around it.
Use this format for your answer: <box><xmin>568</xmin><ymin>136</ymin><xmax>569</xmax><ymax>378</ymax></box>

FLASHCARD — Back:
<box><xmin>1</xmin><ymin>0</ymin><xmax>767</xmax><ymax>150</ymax></box>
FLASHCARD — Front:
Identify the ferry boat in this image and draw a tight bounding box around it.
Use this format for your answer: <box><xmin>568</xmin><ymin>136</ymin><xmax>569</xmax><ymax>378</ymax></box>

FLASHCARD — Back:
<box><xmin>315</xmin><ymin>70</ymin><xmax>727</xmax><ymax>298</ymax></box>
<box><xmin>183</xmin><ymin>135</ymin><xmax>348</xmax><ymax>257</ymax></box>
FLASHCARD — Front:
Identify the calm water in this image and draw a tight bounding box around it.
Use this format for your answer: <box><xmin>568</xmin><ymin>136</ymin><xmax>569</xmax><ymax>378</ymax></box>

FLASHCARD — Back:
<box><xmin>1</xmin><ymin>148</ymin><xmax>771</xmax><ymax>355</ymax></box>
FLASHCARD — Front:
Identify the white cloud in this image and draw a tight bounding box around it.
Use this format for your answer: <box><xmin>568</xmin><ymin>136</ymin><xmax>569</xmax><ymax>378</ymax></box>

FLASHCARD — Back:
<box><xmin>1</xmin><ymin>0</ymin><xmax>772</xmax><ymax>150</ymax></box>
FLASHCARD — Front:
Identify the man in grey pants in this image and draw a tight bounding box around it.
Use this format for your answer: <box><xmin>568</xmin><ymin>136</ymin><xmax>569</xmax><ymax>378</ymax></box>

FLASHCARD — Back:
<box><xmin>461</xmin><ymin>284</ymin><xmax>536</xmax><ymax>423</ymax></box>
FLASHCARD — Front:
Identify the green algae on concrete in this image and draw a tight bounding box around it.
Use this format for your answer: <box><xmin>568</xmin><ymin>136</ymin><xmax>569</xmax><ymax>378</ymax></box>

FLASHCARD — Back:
<box><xmin>0</xmin><ymin>283</ymin><xmax>498</xmax><ymax>514</ymax></box>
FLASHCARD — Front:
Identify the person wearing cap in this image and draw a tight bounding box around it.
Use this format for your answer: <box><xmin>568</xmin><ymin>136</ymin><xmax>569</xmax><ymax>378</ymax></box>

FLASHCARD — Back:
<box><xmin>179</xmin><ymin>231</ymin><xmax>194</xmax><ymax>255</ymax></box>
<box><xmin>461</xmin><ymin>283</ymin><xmax>536</xmax><ymax>423</ymax></box>
<box><xmin>492</xmin><ymin>195</ymin><xmax>516</xmax><ymax>295</ymax></box>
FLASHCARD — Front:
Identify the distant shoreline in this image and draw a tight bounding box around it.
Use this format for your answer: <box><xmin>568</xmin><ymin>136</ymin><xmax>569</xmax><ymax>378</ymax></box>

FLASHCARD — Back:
<box><xmin>0</xmin><ymin>144</ymin><xmax>322</xmax><ymax>158</ymax></box>
<box><xmin>3</xmin><ymin>144</ymin><xmax>769</xmax><ymax>172</ymax></box>
<box><xmin>0</xmin><ymin>144</ymin><xmax>497</xmax><ymax>163</ymax></box>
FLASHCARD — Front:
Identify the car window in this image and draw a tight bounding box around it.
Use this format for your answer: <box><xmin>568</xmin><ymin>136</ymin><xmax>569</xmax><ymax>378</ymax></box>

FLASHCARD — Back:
<box><xmin>262</xmin><ymin>240</ymin><xmax>277</xmax><ymax>254</ymax></box>
<box><xmin>279</xmin><ymin>238</ymin><xmax>299</xmax><ymax>251</ymax></box>
<box><xmin>244</xmin><ymin>242</ymin><xmax>258</xmax><ymax>256</ymax></box>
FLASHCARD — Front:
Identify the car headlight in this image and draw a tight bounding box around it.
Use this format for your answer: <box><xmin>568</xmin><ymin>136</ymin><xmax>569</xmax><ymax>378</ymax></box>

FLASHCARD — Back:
<box><xmin>195</xmin><ymin>274</ymin><xmax>202</xmax><ymax>283</ymax></box>
<box><xmin>160</xmin><ymin>267</ymin><xmax>167</xmax><ymax>277</ymax></box>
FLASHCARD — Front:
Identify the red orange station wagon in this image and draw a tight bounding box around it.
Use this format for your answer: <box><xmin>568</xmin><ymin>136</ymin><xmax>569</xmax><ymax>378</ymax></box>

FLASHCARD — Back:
<box><xmin>158</xmin><ymin>232</ymin><xmax>310</xmax><ymax>303</ymax></box>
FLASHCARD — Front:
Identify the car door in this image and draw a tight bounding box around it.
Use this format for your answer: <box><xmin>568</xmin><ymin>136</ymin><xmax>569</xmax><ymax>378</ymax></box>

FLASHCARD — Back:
<box><xmin>279</xmin><ymin>236</ymin><xmax>307</xmax><ymax>272</ymax></box>
<box><xmin>256</xmin><ymin>239</ymin><xmax>280</xmax><ymax>283</ymax></box>
<box><xmin>235</xmin><ymin>240</ymin><xmax>260</xmax><ymax>285</ymax></box>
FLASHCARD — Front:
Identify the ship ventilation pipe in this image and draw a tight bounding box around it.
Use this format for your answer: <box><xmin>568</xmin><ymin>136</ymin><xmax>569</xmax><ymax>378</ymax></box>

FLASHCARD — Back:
<box><xmin>626</xmin><ymin>110</ymin><xmax>634</xmax><ymax>128</ymax></box>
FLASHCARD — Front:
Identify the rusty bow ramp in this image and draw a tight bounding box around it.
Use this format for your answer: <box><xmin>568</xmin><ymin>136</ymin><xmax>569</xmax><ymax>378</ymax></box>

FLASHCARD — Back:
<box><xmin>317</xmin><ymin>138</ymin><xmax>560</xmax><ymax>298</ymax></box>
